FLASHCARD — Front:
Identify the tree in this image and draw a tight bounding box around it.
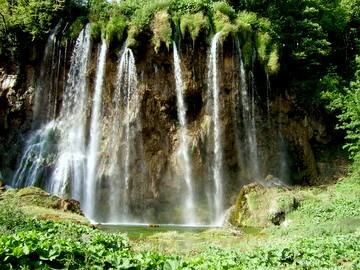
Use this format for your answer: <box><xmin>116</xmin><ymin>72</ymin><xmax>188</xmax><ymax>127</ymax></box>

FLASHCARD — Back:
<box><xmin>325</xmin><ymin>56</ymin><xmax>360</xmax><ymax>162</ymax></box>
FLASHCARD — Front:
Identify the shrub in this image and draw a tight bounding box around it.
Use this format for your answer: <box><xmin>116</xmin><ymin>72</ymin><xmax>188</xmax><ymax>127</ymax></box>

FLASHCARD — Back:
<box><xmin>0</xmin><ymin>199</ymin><xmax>30</xmax><ymax>234</ymax></box>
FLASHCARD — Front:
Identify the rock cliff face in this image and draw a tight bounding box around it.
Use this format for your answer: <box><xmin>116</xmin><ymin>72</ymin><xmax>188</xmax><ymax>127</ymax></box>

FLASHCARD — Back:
<box><xmin>0</xmin><ymin>31</ymin><xmax>339</xmax><ymax>224</ymax></box>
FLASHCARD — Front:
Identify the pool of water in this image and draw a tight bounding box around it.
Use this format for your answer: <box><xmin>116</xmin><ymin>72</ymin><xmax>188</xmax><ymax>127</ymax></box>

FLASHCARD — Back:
<box><xmin>97</xmin><ymin>223</ymin><xmax>261</xmax><ymax>240</ymax></box>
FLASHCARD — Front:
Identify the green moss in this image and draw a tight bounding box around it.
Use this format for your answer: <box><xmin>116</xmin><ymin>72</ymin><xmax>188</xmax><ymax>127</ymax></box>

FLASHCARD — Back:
<box><xmin>103</xmin><ymin>16</ymin><xmax>127</xmax><ymax>45</ymax></box>
<box><xmin>212</xmin><ymin>2</ymin><xmax>236</xmax><ymax>20</ymax></box>
<box><xmin>67</xmin><ymin>17</ymin><xmax>86</xmax><ymax>40</ymax></box>
<box><xmin>267</xmin><ymin>45</ymin><xmax>280</xmax><ymax>74</ymax></box>
<box><xmin>213</xmin><ymin>11</ymin><xmax>238</xmax><ymax>39</ymax></box>
<box><xmin>180</xmin><ymin>11</ymin><xmax>210</xmax><ymax>43</ymax></box>
<box><xmin>151</xmin><ymin>10</ymin><xmax>172</xmax><ymax>53</ymax></box>
<box><xmin>241</xmin><ymin>40</ymin><xmax>254</xmax><ymax>69</ymax></box>
<box><xmin>90</xmin><ymin>21</ymin><xmax>102</xmax><ymax>41</ymax></box>
<box><xmin>255</xmin><ymin>31</ymin><xmax>271</xmax><ymax>65</ymax></box>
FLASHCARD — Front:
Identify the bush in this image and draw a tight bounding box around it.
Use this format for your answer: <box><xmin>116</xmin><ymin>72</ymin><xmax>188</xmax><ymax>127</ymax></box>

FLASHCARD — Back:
<box><xmin>0</xmin><ymin>202</ymin><xmax>30</xmax><ymax>234</ymax></box>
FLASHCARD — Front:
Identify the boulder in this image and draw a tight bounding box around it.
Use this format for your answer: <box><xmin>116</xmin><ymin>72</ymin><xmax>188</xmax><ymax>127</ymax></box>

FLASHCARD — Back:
<box><xmin>230</xmin><ymin>182</ymin><xmax>297</xmax><ymax>228</ymax></box>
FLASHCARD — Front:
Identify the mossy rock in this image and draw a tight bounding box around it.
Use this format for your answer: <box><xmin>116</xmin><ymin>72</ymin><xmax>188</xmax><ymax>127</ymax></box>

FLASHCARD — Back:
<box><xmin>0</xmin><ymin>186</ymin><xmax>87</xmax><ymax>224</ymax></box>
<box><xmin>18</xmin><ymin>186</ymin><xmax>62</xmax><ymax>209</ymax></box>
<box><xmin>230</xmin><ymin>183</ymin><xmax>298</xmax><ymax>228</ymax></box>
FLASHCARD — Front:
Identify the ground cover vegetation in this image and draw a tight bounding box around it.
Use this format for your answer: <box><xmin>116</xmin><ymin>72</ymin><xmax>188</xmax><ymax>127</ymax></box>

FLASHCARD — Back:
<box><xmin>0</xmin><ymin>175</ymin><xmax>359</xmax><ymax>268</ymax></box>
<box><xmin>1</xmin><ymin>0</ymin><xmax>360</xmax><ymax>268</ymax></box>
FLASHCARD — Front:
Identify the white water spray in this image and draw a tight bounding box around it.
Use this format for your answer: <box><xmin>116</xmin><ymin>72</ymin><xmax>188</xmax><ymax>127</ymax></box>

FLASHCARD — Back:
<box><xmin>207</xmin><ymin>32</ymin><xmax>224</xmax><ymax>225</ymax></box>
<box><xmin>85</xmin><ymin>40</ymin><xmax>107</xmax><ymax>219</ymax></box>
<box><xmin>173</xmin><ymin>43</ymin><xmax>196</xmax><ymax>225</ymax></box>
<box><xmin>32</xmin><ymin>23</ymin><xmax>62</xmax><ymax>127</ymax></box>
<box><xmin>239</xmin><ymin>48</ymin><xmax>260</xmax><ymax>180</ymax></box>
<box><xmin>108</xmin><ymin>47</ymin><xmax>140</xmax><ymax>222</ymax></box>
<box><xmin>48</xmin><ymin>25</ymin><xmax>91</xmax><ymax>199</ymax></box>
<box><xmin>12</xmin><ymin>121</ymin><xmax>57</xmax><ymax>188</ymax></box>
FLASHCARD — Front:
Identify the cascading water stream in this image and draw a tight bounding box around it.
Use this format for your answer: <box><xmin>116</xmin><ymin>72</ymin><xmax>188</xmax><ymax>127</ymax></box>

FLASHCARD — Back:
<box><xmin>108</xmin><ymin>47</ymin><xmax>139</xmax><ymax>222</ymax></box>
<box><xmin>48</xmin><ymin>25</ymin><xmax>91</xmax><ymax>200</ymax></box>
<box><xmin>32</xmin><ymin>22</ymin><xmax>62</xmax><ymax>128</ymax></box>
<box><xmin>239</xmin><ymin>46</ymin><xmax>260</xmax><ymax>180</ymax></box>
<box><xmin>207</xmin><ymin>32</ymin><xmax>224</xmax><ymax>225</ymax></box>
<box><xmin>12</xmin><ymin>121</ymin><xmax>57</xmax><ymax>188</ymax></box>
<box><xmin>85</xmin><ymin>40</ymin><xmax>107</xmax><ymax>220</ymax></box>
<box><xmin>11</xmin><ymin>23</ymin><xmax>64</xmax><ymax>188</ymax></box>
<box><xmin>173</xmin><ymin>43</ymin><xmax>196</xmax><ymax>225</ymax></box>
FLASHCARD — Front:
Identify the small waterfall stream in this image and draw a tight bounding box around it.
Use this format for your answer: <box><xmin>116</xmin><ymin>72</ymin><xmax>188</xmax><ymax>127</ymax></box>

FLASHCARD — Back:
<box><xmin>12</xmin><ymin>121</ymin><xmax>57</xmax><ymax>188</ymax></box>
<box><xmin>239</xmin><ymin>46</ymin><xmax>261</xmax><ymax>181</ymax></box>
<box><xmin>85</xmin><ymin>40</ymin><xmax>107</xmax><ymax>220</ymax></box>
<box><xmin>32</xmin><ymin>23</ymin><xmax>63</xmax><ymax>128</ymax></box>
<box><xmin>173</xmin><ymin>43</ymin><xmax>196</xmax><ymax>225</ymax></box>
<box><xmin>207</xmin><ymin>32</ymin><xmax>224</xmax><ymax>225</ymax></box>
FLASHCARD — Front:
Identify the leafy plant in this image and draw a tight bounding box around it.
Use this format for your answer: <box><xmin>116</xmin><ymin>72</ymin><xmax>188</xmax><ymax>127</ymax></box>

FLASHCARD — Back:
<box><xmin>324</xmin><ymin>56</ymin><xmax>360</xmax><ymax>162</ymax></box>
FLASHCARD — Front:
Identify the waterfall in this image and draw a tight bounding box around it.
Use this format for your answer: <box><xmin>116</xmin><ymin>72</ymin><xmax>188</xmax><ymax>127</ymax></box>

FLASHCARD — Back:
<box><xmin>84</xmin><ymin>40</ymin><xmax>107</xmax><ymax>220</ymax></box>
<box><xmin>207</xmin><ymin>32</ymin><xmax>224</xmax><ymax>225</ymax></box>
<box><xmin>12</xmin><ymin>23</ymin><xmax>64</xmax><ymax>188</ymax></box>
<box><xmin>173</xmin><ymin>43</ymin><xmax>196</xmax><ymax>225</ymax></box>
<box><xmin>32</xmin><ymin>23</ymin><xmax>62</xmax><ymax>128</ymax></box>
<box><xmin>107</xmin><ymin>47</ymin><xmax>140</xmax><ymax>223</ymax></box>
<box><xmin>239</xmin><ymin>46</ymin><xmax>261</xmax><ymax>181</ymax></box>
<box><xmin>12</xmin><ymin>121</ymin><xmax>58</xmax><ymax>188</ymax></box>
<box><xmin>48</xmin><ymin>25</ymin><xmax>91</xmax><ymax>199</ymax></box>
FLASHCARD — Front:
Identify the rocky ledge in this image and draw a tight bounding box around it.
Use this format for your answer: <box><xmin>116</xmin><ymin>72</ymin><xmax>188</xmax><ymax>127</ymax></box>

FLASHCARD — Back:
<box><xmin>0</xmin><ymin>184</ymin><xmax>89</xmax><ymax>224</ymax></box>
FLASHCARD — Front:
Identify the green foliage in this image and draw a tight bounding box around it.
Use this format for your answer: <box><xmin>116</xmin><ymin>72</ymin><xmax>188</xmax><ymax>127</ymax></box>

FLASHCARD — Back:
<box><xmin>212</xmin><ymin>2</ymin><xmax>236</xmax><ymax>20</ymax></box>
<box><xmin>255</xmin><ymin>31</ymin><xmax>271</xmax><ymax>64</ymax></box>
<box><xmin>324</xmin><ymin>56</ymin><xmax>360</xmax><ymax>161</ymax></box>
<box><xmin>180</xmin><ymin>11</ymin><xmax>210</xmax><ymax>43</ymax></box>
<box><xmin>64</xmin><ymin>17</ymin><xmax>86</xmax><ymax>40</ymax></box>
<box><xmin>174</xmin><ymin>0</ymin><xmax>212</xmax><ymax>14</ymax></box>
<box><xmin>213</xmin><ymin>11</ymin><xmax>238</xmax><ymax>39</ymax></box>
<box><xmin>126</xmin><ymin>0</ymin><xmax>173</xmax><ymax>47</ymax></box>
<box><xmin>90</xmin><ymin>21</ymin><xmax>102</xmax><ymax>41</ymax></box>
<box><xmin>151</xmin><ymin>10</ymin><xmax>172</xmax><ymax>53</ymax></box>
<box><xmin>8</xmin><ymin>0</ymin><xmax>66</xmax><ymax>40</ymax></box>
<box><xmin>0</xmin><ymin>201</ymin><xmax>31</xmax><ymax>234</ymax></box>
<box><xmin>0</xmin><ymin>220</ymin><xmax>131</xmax><ymax>269</ymax></box>
<box><xmin>103</xmin><ymin>15</ymin><xmax>127</xmax><ymax>45</ymax></box>
<box><xmin>267</xmin><ymin>45</ymin><xmax>280</xmax><ymax>74</ymax></box>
